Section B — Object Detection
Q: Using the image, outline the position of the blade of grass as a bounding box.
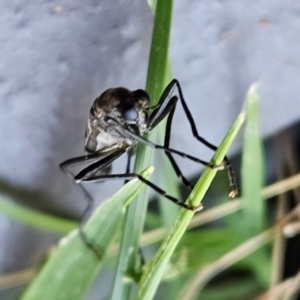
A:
[0,269,36,291]
[178,228,274,300]
[110,0,173,298]
[0,196,76,234]
[2,167,299,255]
[20,167,153,300]
[110,171,300,251]
[178,203,300,300]
[134,109,245,300]
[241,85,270,285]
[242,84,265,235]
[157,130,180,227]
[156,63,181,299]
[156,63,180,229]
[147,0,157,12]
[3,164,300,239]
[162,229,240,280]
[176,85,266,300]
[3,169,300,248]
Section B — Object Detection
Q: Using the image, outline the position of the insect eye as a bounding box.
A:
[124,107,138,121]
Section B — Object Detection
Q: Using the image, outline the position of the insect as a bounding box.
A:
[60,79,237,224]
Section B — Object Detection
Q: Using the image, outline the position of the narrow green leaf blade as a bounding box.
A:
[134,111,245,300]
[21,167,153,300]
[0,196,76,234]
[110,0,173,298]
[241,86,270,286]
[242,85,265,235]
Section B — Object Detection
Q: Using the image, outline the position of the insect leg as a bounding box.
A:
[60,151,117,222]
[169,79,238,198]
[60,160,101,258]
[124,152,132,185]
[77,172,203,212]
[163,101,195,191]
[106,117,220,169]
[147,91,198,191]
[60,149,126,259]
[60,148,118,169]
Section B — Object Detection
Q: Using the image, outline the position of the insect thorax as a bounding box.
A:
[85,87,149,153]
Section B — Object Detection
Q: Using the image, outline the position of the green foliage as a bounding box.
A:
[242,85,266,236]
[134,109,245,300]
[110,0,174,299]
[0,196,76,234]
[20,167,153,300]
[1,1,274,300]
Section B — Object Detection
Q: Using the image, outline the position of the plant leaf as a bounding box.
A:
[134,110,245,300]
[110,0,173,298]
[21,167,153,300]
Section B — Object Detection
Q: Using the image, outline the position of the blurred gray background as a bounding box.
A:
[1,0,300,298]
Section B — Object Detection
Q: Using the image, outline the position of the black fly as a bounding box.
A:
[60,79,238,245]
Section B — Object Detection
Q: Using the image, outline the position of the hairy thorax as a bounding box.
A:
[85,87,148,153]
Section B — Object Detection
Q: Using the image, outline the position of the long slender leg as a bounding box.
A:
[163,103,195,191]
[171,79,238,197]
[125,153,131,174]
[60,148,119,168]
[74,150,125,180]
[60,164,103,259]
[76,172,203,212]
[60,149,127,259]
[124,152,132,185]
[147,93,196,191]
[105,117,221,170]
[148,79,238,198]
[117,151,147,267]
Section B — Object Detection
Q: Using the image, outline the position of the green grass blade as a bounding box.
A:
[20,167,153,300]
[0,196,76,234]
[241,85,270,285]
[242,84,265,235]
[147,0,157,12]
[178,228,273,300]
[175,86,267,300]
[157,63,180,229]
[110,0,173,298]
[134,111,245,300]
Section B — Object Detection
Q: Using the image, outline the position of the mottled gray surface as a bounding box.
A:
[0,0,300,298]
